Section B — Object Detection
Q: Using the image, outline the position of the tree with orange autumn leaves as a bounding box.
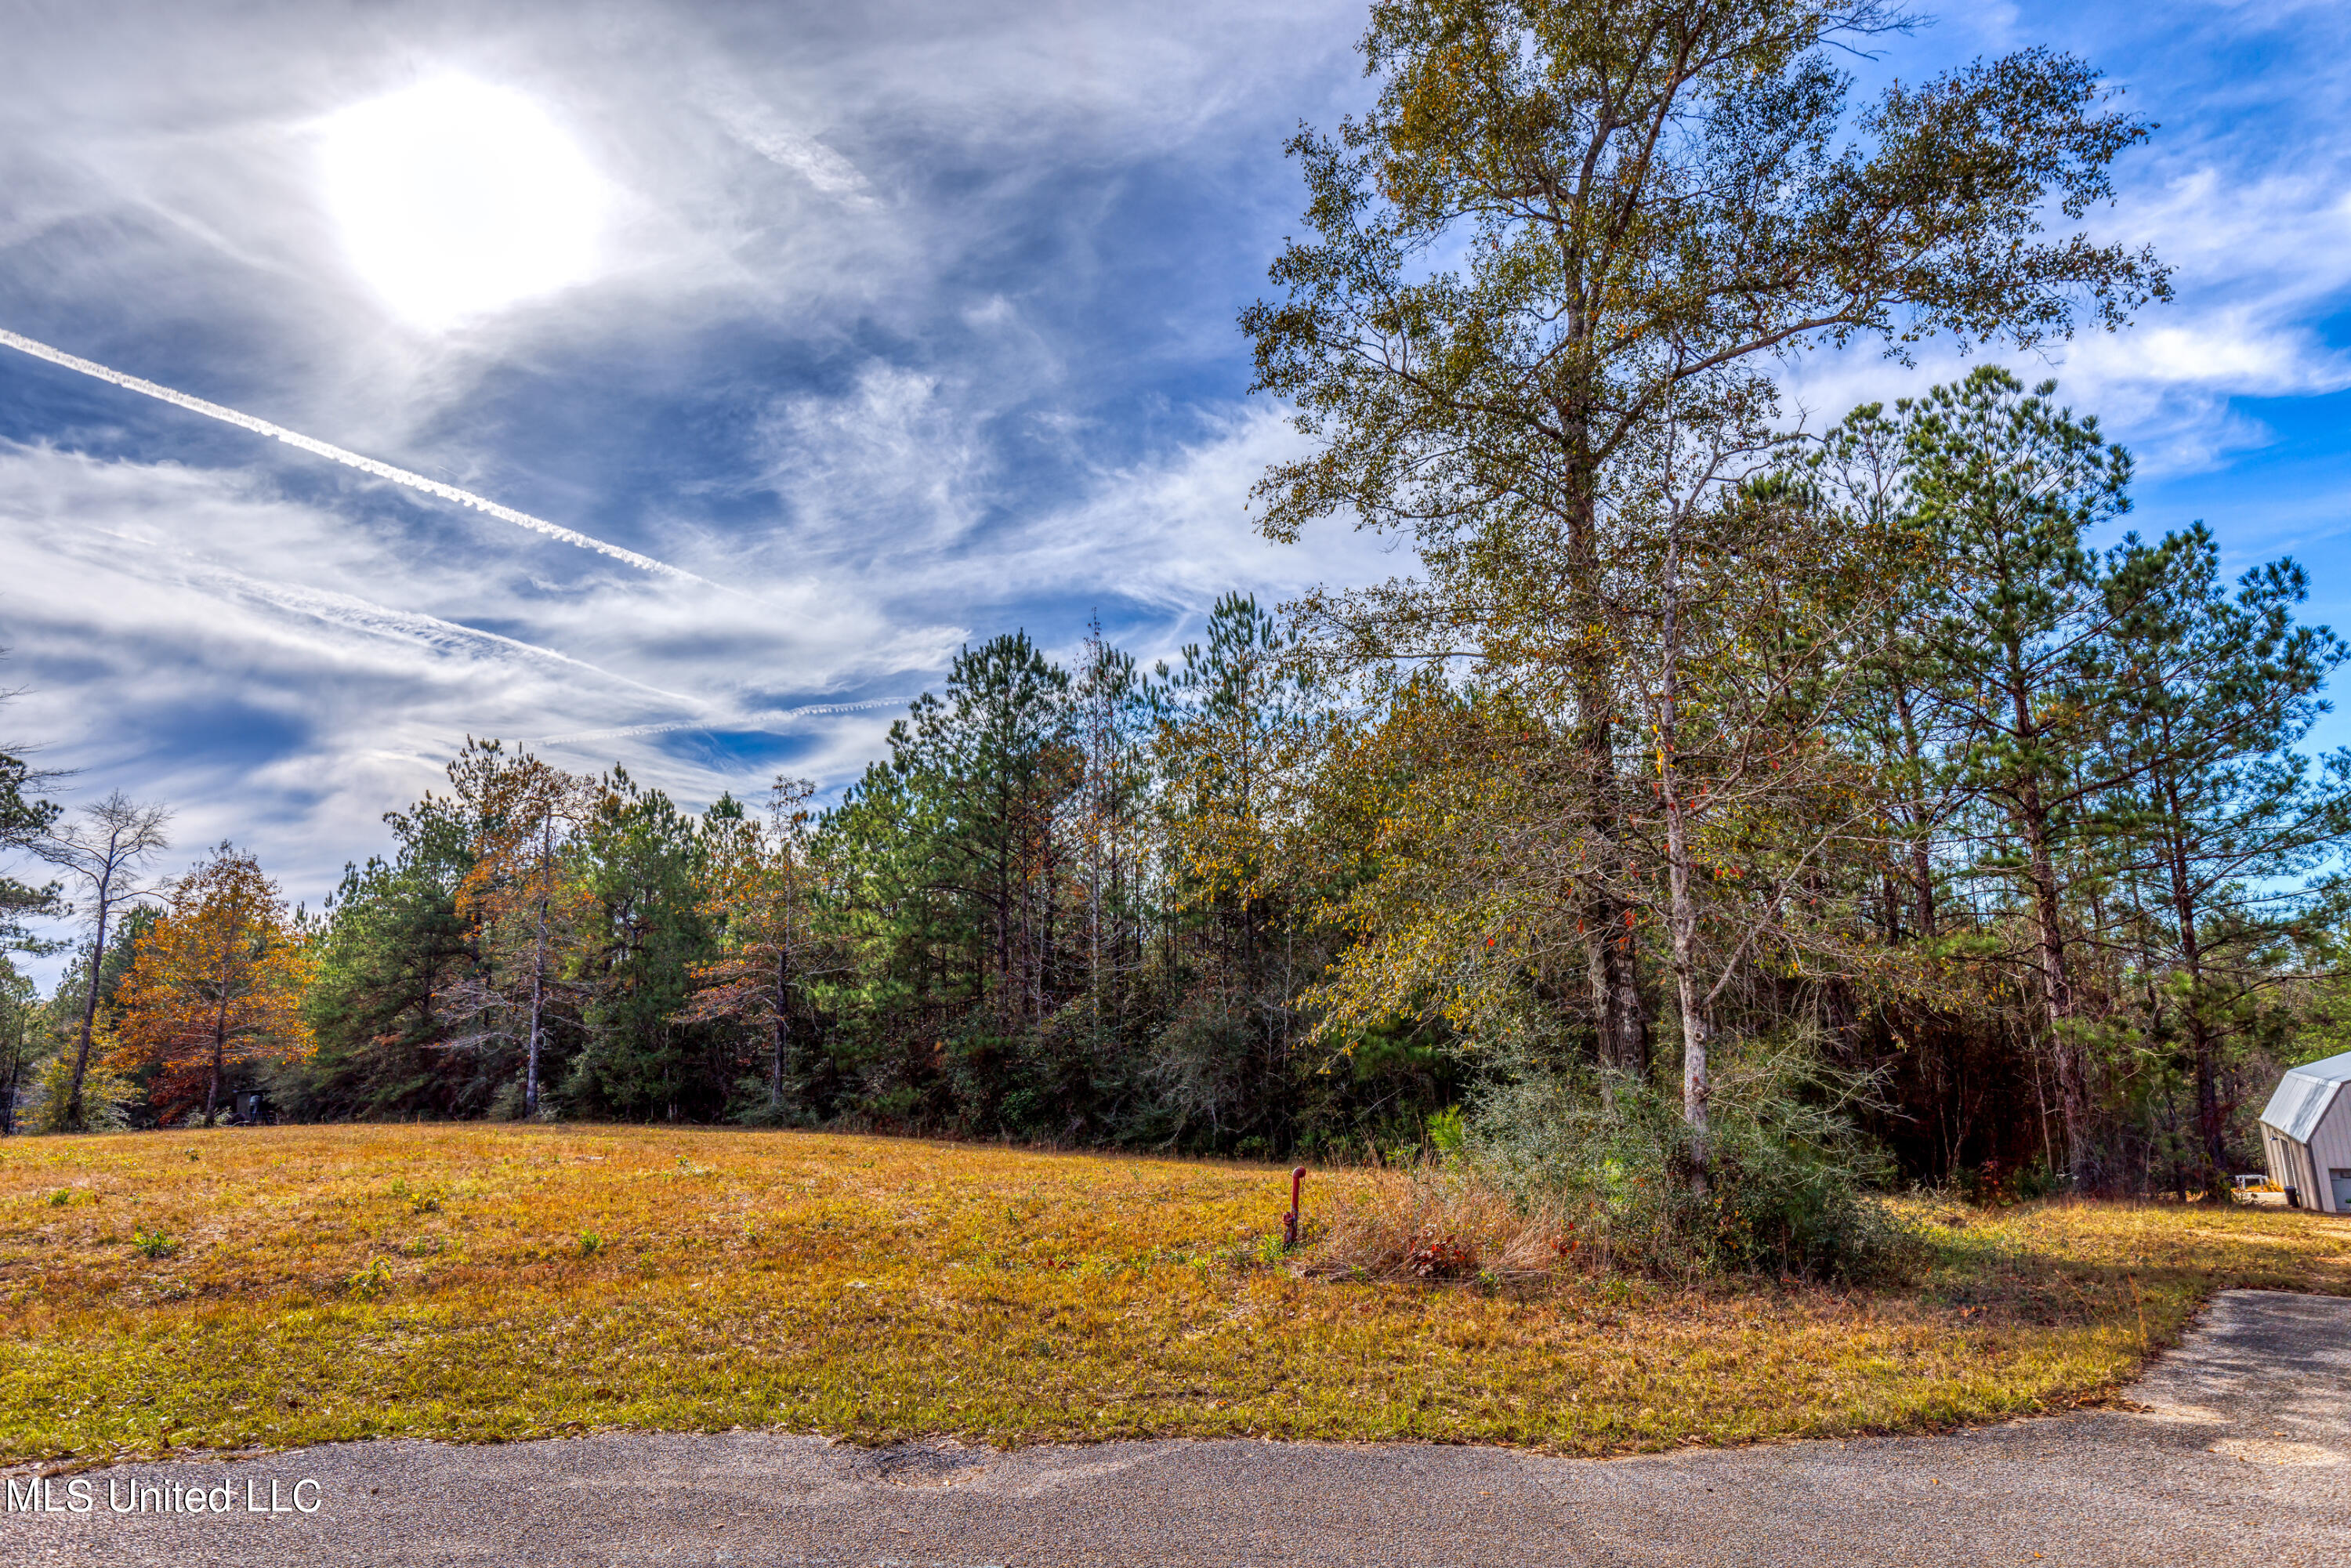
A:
[113,845,313,1124]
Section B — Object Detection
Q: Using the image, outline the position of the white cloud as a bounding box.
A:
[696,79,875,205]
[999,405,1397,618]
[759,363,995,559]
[0,447,848,909]
[0,392,1385,946]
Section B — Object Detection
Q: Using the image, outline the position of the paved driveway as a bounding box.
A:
[5,1288,2347,1566]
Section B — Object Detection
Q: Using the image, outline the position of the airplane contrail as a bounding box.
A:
[538,697,902,748]
[0,325,714,586]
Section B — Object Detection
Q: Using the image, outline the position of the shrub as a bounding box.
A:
[1956,1157,2060,1208]
[1462,1041,1926,1285]
[19,1054,138,1133]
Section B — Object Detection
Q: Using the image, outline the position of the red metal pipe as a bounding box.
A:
[1284,1165,1306,1249]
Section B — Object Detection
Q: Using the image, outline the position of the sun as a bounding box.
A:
[319,77,610,329]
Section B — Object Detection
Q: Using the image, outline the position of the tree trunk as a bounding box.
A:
[525,890,548,1118]
[1661,748,1708,1193]
[1657,534,1708,1197]
[770,947,790,1115]
[994,824,1012,1030]
[205,1029,224,1128]
[1910,834,1937,943]
[2163,821,2226,1199]
[67,878,114,1130]
[1561,480,1655,1086]
[2002,647,2094,1190]
[1588,893,1646,1077]
[2017,789,2092,1190]
[1893,684,1937,943]
[2,1018,22,1135]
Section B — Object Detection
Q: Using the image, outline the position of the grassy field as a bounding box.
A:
[2,1124,2347,1465]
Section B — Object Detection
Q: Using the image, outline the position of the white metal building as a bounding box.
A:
[2258,1048,2351,1212]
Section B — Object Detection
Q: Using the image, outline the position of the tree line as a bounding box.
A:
[4,2,2346,1211]
[0,601,1451,1158]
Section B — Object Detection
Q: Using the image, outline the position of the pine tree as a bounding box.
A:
[302,803,479,1118]
[567,769,717,1120]
[1150,594,1331,1148]
[2096,528,2351,1194]
[1899,369,2141,1189]
[442,741,590,1118]
[679,780,832,1122]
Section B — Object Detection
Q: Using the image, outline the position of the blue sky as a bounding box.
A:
[2,0,2348,962]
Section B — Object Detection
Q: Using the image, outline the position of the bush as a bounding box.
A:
[17,1053,138,1133]
[1465,1043,1926,1284]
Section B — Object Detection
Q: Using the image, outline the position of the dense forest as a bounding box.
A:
[6,2,2349,1244]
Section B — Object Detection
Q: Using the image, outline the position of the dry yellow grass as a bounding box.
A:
[2,1123,2346,1465]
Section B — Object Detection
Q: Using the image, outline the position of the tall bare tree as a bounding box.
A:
[42,791,171,1129]
[1608,394,1910,1186]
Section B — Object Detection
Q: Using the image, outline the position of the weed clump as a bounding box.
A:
[387,1177,443,1214]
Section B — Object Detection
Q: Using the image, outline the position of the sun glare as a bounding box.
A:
[320,77,609,329]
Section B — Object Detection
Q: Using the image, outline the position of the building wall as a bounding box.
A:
[2313,1087,2351,1215]
[2262,1125,2308,1200]
[2264,1127,2290,1191]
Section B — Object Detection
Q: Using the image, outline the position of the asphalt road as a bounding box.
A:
[5,1287,2346,1566]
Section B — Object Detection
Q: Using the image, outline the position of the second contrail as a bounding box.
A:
[0,326,712,586]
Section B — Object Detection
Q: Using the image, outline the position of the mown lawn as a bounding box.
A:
[2,1124,2346,1463]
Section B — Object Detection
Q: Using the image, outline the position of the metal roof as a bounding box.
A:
[2259,1049,2351,1144]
